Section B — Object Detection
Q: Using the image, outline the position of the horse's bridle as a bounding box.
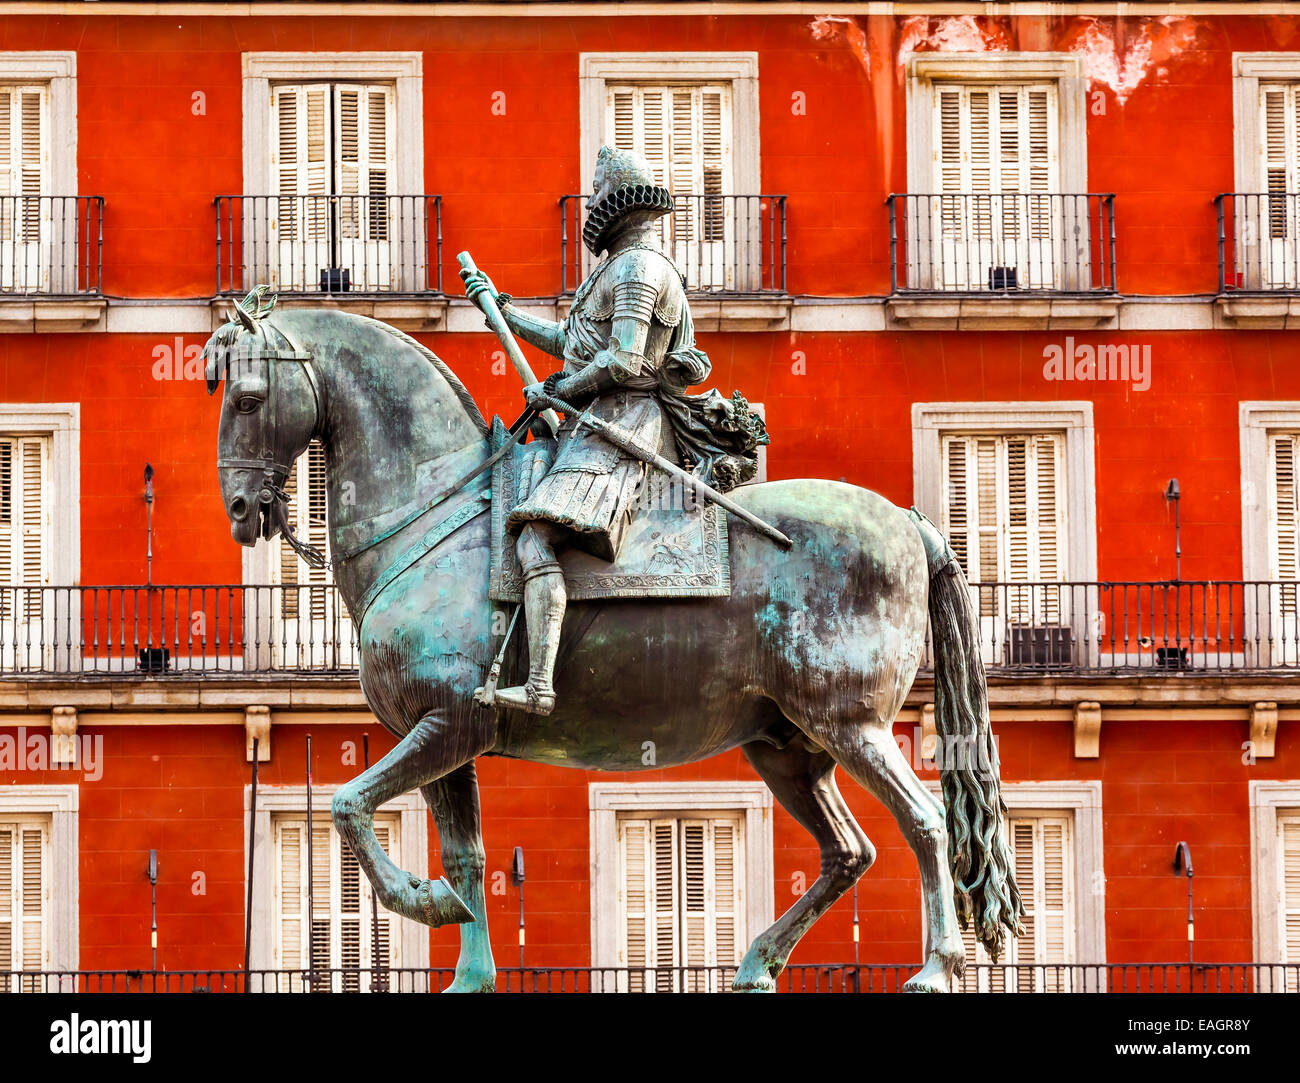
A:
[216,319,327,567]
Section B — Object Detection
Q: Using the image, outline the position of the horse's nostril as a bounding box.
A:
[229,496,248,521]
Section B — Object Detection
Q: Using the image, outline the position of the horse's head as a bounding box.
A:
[204,287,323,547]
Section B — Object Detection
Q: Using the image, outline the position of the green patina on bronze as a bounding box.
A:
[203,152,1022,994]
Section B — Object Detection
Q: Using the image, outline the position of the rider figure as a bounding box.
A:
[464,145,765,716]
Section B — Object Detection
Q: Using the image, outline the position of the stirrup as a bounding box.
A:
[493,681,556,716]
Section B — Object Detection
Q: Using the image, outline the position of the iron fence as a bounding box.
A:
[0,195,104,295]
[888,192,1117,294]
[2,963,1295,993]
[4,580,1300,679]
[560,193,787,295]
[1214,191,1300,292]
[214,194,443,295]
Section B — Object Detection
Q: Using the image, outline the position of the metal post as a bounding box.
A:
[144,464,154,586]
[363,734,387,991]
[305,733,315,990]
[146,850,158,971]
[243,736,259,991]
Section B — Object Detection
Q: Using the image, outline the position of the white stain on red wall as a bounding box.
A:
[1063,17,1204,105]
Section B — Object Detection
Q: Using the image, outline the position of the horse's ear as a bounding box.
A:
[234,303,257,333]
[255,289,277,319]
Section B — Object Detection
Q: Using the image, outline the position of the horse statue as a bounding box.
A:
[204,289,1023,993]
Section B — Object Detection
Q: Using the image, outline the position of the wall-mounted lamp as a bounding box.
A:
[146,849,159,971]
[512,846,526,968]
[1164,478,1181,581]
[1173,841,1194,964]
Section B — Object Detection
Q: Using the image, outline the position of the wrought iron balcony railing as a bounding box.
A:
[0,195,104,296]
[919,579,1300,674]
[1214,191,1300,292]
[560,193,787,295]
[2,962,1296,994]
[214,194,443,296]
[3,580,1300,679]
[888,192,1117,295]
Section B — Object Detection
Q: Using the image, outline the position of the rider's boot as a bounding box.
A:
[493,526,565,715]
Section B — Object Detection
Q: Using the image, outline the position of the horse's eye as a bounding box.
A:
[236,395,262,414]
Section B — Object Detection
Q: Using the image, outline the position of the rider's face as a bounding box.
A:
[587,160,609,211]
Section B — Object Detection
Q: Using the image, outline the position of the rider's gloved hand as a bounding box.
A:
[459,268,510,309]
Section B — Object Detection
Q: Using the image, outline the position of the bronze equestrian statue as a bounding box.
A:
[204,147,1022,993]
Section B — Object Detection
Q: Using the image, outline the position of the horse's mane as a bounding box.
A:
[354,315,489,437]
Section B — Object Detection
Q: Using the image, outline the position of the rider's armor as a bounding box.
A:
[481,145,765,717]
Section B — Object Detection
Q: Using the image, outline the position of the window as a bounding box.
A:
[956,813,1074,992]
[1276,811,1300,989]
[0,815,49,989]
[1268,433,1300,645]
[589,781,772,992]
[915,403,1095,666]
[240,53,424,295]
[903,54,1090,294]
[929,780,1103,991]
[0,786,76,986]
[245,787,428,986]
[0,85,46,291]
[580,54,761,292]
[1250,782,1300,990]
[272,812,398,992]
[270,82,395,291]
[617,812,744,992]
[270,441,355,669]
[606,83,734,286]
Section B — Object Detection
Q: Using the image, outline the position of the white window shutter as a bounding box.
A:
[1261,84,1297,239]
[271,83,330,247]
[334,83,394,241]
[1280,814,1300,982]
[0,820,49,982]
[274,820,304,977]
[0,436,50,634]
[310,819,331,981]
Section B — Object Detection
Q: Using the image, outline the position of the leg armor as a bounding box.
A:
[493,522,567,716]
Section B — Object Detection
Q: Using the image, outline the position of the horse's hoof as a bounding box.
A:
[903,956,955,993]
[412,876,475,927]
[731,954,779,993]
[444,967,497,993]
[731,976,777,993]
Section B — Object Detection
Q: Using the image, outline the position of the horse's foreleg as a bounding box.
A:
[421,763,496,993]
[828,727,963,993]
[332,710,493,929]
[733,738,874,993]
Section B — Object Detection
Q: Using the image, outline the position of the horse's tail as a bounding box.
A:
[909,508,1025,962]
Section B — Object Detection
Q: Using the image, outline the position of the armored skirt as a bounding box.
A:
[507,387,667,562]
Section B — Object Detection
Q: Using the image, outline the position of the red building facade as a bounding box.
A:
[1,2,1299,990]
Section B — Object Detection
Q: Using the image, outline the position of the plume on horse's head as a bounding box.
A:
[204,285,278,394]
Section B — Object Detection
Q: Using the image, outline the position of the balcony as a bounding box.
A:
[0,195,105,331]
[886,192,1118,329]
[1214,192,1300,326]
[559,193,789,331]
[213,194,445,330]
[3,581,1300,683]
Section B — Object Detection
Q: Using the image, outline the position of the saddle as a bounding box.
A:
[485,416,731,602]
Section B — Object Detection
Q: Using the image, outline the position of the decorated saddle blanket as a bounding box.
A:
[486,416,731,602]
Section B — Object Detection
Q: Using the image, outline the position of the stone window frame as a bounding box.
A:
[577,52,761,198]
[911,401,1098,583]
[1250,780,1300,966]
[904,52,1088,197]
[241,52,424,199]
[1231,54,1300,193]
[0,403,80,585]
[588,780,773,971]
[0,52,77,198]
[0,784,79,975]
[1239,402,1300,581]
[924,779,1106,963]
[242,785,430,973]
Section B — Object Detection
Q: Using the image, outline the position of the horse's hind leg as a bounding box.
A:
[332,709,491,930]
[822,725,963,993]
[733,738,875,993]
[421,762,496,993]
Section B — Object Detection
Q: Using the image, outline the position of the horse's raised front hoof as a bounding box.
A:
[902,953,958,993]
[401,875,475,928]
[731,952,779,993]
[444,967,497,994]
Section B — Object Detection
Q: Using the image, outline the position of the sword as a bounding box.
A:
[538,392,793,550]
[457,251,561,437]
